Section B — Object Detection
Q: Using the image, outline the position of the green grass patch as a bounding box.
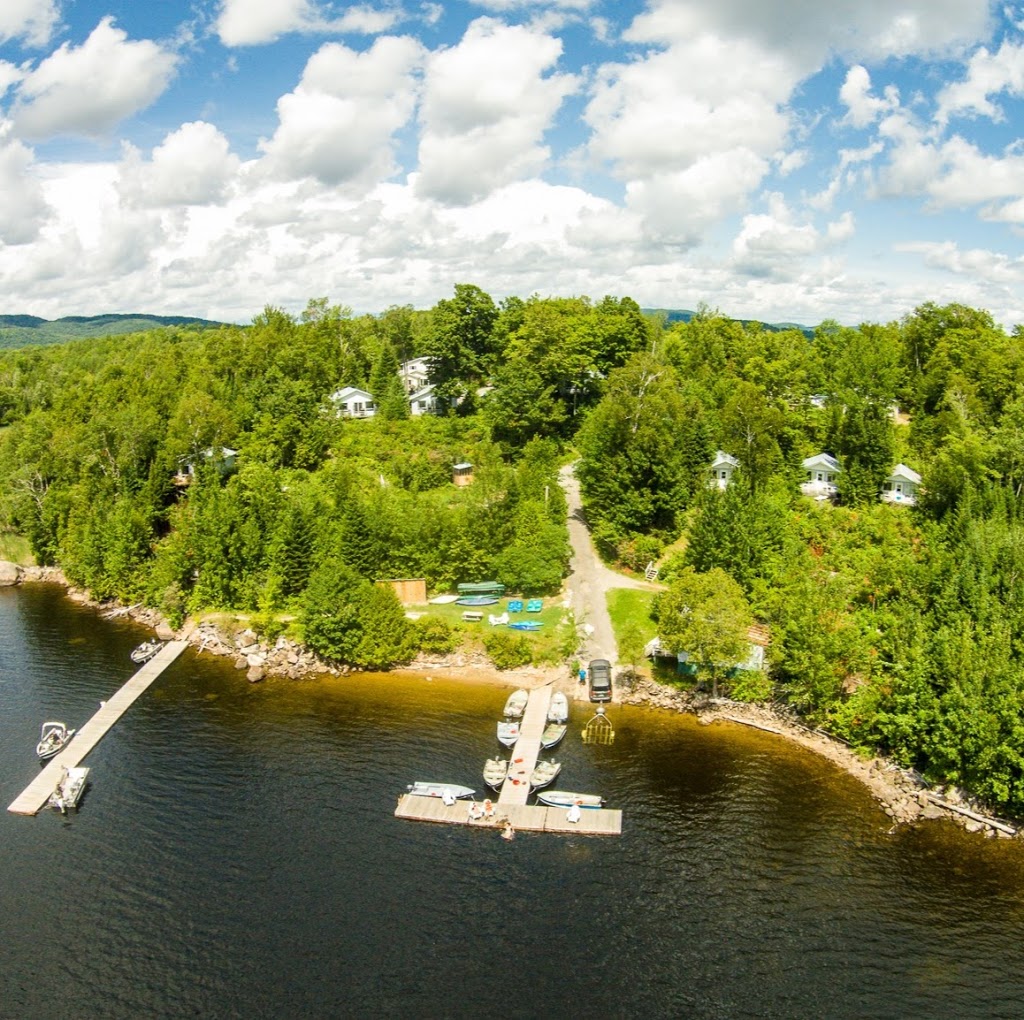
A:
[606,588,658,671]
[0,532,34,565]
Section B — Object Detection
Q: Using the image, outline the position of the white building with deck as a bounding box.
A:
[800,453,841,501]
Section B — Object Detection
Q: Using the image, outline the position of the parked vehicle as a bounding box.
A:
[588,659,612,702]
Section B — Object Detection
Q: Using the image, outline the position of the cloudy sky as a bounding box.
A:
[0,1,1022,327]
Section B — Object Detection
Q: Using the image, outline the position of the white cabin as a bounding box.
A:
[409,384,442,416]
[800,453,841,500]
[330,386,376,419]
[709,451,739,490]
[880,463,921,505]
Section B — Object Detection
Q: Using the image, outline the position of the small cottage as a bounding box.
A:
[709,451,739,490]
[880,463,921,505]
[409,384,442,416]
[453,462,474,487]
[177,446,239,484]
[330,386,375,419]
[800,453,841,500]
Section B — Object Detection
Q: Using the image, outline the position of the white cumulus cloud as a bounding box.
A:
[416,19,578,204]
[935,40,1024,126]
[839,65,900,128]
[119,122,241,208]
[0,0,60,48]
[10,18,178,140]
[258,36,423,187]
[0,130,49,244]
[216,0,318,46]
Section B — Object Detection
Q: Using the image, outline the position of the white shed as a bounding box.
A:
[709,450,740,490]
[881,463,921,505]
[800,453,841,500]
[330,386,375,419]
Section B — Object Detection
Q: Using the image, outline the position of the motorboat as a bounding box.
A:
[548,692,569,724]
[48,766,89,813]
[529,760,561,790]
[406,782,475,801]
[503,688,529,718]
[483,758,508,790]
[497,720,520,747]
[540,721,567,750]
[537,791,605,809]
[130,640,164,664]
[36,721,75,760]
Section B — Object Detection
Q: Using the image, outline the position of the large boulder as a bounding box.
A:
[0,561,22,586]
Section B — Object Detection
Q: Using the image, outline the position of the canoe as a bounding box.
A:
[483,758,508,789]
[497,721,520,747]
[540,722,566,750]
[406,782,475,800]
[537,791,605,809]
[548,692,569,724]
[503,688,529,718]
[529,760,561,790]
[457,595,499,606]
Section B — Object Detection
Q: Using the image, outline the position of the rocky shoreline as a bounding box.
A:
[4,562,1018,838]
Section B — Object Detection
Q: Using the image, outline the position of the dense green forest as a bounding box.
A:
[0,313,226,349]
[2,288,1024,812]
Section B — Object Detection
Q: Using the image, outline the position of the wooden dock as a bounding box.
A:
[396,685,623,836]
[395,794,622,836]
[8,640,189,816]
[498,686,551,805]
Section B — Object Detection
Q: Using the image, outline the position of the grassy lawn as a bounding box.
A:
[0,533,34,565]
[606,588,658,671]
[411,595,574,666]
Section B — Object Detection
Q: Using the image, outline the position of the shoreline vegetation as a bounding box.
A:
[5,564,1017,841]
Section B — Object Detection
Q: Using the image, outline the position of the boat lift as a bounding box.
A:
[582,705,615,745]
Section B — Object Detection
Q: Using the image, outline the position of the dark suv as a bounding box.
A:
[588,658,612,702]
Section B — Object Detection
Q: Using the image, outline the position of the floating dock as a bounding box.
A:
[396,686,623,836]
[8,640,189,816]
[395,794,622,835]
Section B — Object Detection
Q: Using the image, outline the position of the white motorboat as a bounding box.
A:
[36,721,75,760]
[540,721,567,750]
[503,688,529,718]
[483,758,508,789]
[537,791,604,809]
[529,760,561,790]
[48,766,89,813]
[130,640,164,664]
[497,720,520,748]
[548,691,569,724]
[406,782,475,801]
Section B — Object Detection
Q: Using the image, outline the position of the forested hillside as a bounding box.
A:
[0,313,225,349]
[2,290,1024,811]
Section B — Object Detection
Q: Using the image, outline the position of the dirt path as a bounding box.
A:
[559,463,660,673]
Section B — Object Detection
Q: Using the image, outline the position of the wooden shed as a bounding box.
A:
[380,578,427,605]
[453,462,474,486]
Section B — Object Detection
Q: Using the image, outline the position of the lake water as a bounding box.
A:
[3,584,1024,1019]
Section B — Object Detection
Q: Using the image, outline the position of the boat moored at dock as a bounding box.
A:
[36,721,75,760]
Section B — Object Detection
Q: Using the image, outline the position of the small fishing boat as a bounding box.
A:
[48,766,89,813]
[483,757,508,789]
[529,760,561,790]
[537,790,605,809]
[503,688,529,718]
[406,782,475,801]
[548,692,568,724]
[36,721,75,760]
[130,640,164,664]
[497,720,520,747]
[540,721,567,750]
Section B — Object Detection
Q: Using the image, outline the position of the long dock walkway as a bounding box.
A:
[498,686,551,806]
[8,640,189,816]
[395,684,623,835]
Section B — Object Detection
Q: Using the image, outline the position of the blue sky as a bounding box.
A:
[0,0,1021,327]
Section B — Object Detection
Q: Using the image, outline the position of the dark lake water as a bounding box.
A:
[4,585,1024,1019]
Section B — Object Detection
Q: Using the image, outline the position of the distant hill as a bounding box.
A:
[0,313,227,349]
[644,308,815,338]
